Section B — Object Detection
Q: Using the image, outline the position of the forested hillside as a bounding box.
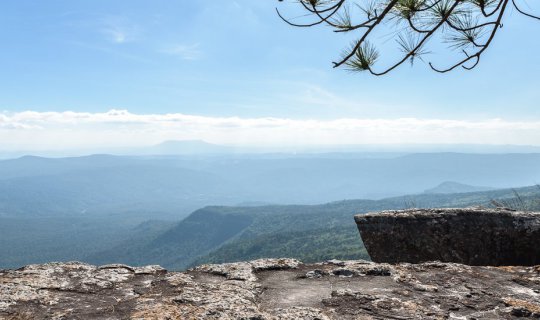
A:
[2,153,539,269]
[88,185,540,270]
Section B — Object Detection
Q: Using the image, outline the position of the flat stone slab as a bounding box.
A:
[2,259,540,319]
[355,208,540,266]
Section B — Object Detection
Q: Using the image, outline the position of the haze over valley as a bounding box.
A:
[1,143,539,269]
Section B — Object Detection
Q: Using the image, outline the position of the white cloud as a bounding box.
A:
[0,109,539,150]
[100,16,140,44]
[162,43,203,60]
[104,28,128,43]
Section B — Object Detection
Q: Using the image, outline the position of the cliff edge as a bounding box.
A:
[3,208,540,319]
[1,258,540,319]
[355,208,540,266]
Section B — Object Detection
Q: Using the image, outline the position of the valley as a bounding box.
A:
[1,152,539,270]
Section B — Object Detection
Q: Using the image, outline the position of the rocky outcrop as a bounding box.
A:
[2,259,540,319]
[355,208,540,266]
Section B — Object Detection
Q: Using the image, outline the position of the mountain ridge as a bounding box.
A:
[424,181,496,194]
[87,184,540,270]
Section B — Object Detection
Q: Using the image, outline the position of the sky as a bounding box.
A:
[0,0,539,150]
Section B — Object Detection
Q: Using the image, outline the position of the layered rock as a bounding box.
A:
[2,259,540,319]
[355,208,540,266]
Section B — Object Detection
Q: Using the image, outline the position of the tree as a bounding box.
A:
[277,0,539,75]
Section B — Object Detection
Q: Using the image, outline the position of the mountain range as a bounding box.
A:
[1,151,540,269]
[3,140,540,159]
[1,152,540,221]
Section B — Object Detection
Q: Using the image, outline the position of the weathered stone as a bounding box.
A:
[191,258,301,282]
[2,259,540,319]
[355,208,540,266]
[304,269,325,278]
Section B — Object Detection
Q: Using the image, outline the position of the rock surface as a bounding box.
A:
[355,208,540,266]
[2,258,540,319]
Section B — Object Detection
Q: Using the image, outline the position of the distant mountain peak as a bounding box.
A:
[147,140,231,155]
[424,181,496,194]
[156,140,218,147]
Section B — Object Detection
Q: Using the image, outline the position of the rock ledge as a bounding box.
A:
[2,259,540,319]
[355,207,540,266]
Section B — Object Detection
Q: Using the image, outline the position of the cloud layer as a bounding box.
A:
[0,109,539,150]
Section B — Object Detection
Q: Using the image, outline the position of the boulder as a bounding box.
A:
[355,208,540,266]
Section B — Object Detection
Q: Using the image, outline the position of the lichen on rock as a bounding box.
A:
[2,258,540,319]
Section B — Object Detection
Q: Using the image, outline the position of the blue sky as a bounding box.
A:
[0,0,539,149]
